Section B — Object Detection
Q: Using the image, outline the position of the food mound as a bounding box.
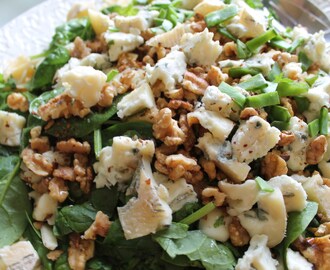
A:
[0,0,330,269]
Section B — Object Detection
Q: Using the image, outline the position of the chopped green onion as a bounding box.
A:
[158,8,167,19]
[167,6,179,25]
[262,82,278,93]
[305,75,318,87]
[267,63,281,82]
[179,202,216,225]
[162,19,173,31]
[255,177,274,192]
[246,91,280,108]
[308,119,320,137]
[133,0,148,5]
[218,27,237,41]
[237,39,251,59]
[269,105,291,122]
[276,81,309,97]
[319,107,329,136]
[246,29,277,52]
[269,37,291,50]
[154,17,165,26]
[238,74,268,91]
[298,51,312,72]
[102,4,139,16]
[271,121,289,130]
[205,5,238,27]
[294,96,310,113]
[106,69,119,82]
[108,27,119,32]
[218,82,246,108]
[171,0,183,8]
[287,37,304,53]
[228,67,260,78]
[94,129,102,159]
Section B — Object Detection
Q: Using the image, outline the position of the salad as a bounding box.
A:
[0,0,330,269]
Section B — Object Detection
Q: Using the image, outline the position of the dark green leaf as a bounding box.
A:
[0,158,32,247]
[154,223,188,239]
[91,187,119,217]
[54,252,71,270]
[86,258,112,270]
[0,91,11,111]
[54,203,97,236]
[298,51,312,72]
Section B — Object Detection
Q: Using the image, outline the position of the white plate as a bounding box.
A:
[0,0,94,71]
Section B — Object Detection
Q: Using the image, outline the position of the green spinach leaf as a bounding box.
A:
[31,47,70,90]
[0,158,32,247]
[54,202,97,236]
[102,121,153,146]
[91,187,119,217]
[86,258,112,270]
[46,95,122,138]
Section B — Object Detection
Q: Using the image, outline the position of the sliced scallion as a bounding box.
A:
[205,5,238,27]
[246,29,277,52]
[238,74,268,91]
[294,96,310,113]
[228,67,260,78]
[267,63,281,82]
[305,75,318,87]
[298,51,312,72]
[237,39,251,59]
[276,81,309,97]
[255,177,274,192]
[218,82,246,108]
[246,91,280,108]
[308,119,320,137]
[287,37,304,53]
[269,105,291,122]
[218,27,237,41]
[319,107,329,136]
[179,202,216,225]
[94,129,102,159]
[271,121,289,130]
[106,69,119,82]
[269,37,291,50]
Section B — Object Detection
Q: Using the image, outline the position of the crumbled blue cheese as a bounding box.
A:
[284,117,309,171]
[146,23,186,48]
[104,32,144,62]
[153,172,198,212]
[193,0,225,16]
[118,158,172,240]
[227,4,268,39]
[61,66,107,108]
[199,208,230,242]
[93,137,155,188]
[0,110,26,146]
[197,132,250,182]
[286,248,313,270]
[117,82,156,118]
[88,9,114,35]
[268,175,307,212]
[80,53,111,71]
[304,76,330,122]
[202,86,239,117]
[232,116,281,164]
[244,52,276,76]
[302,31,330,73]
[180,28,222,66]
[146,50,187,93]
[115,14,149,34]
[0,241,40,270]
[188,107,235,141]
[236,235,279,270]
[238,188,287,247]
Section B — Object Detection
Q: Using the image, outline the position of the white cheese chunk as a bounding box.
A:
[232,116,280,164]
[199,208,231,242]
[117,82,155,118]
[118,158,172,239]
[202,86,238,117]
[219,180,259,216]
[146,50,187,93]
[80,53,111,71]
[40,224,58,251]
[0,111,26,146]
[283,62,303,79]
[238,188,287,247]
[104,32,144,62]
[32,193,58,222]
[197,133,250,182]
[244,52,276,76]
[268,175,307,212]
[61,66,107,108]
[227,5,267,39]
[236,235,279,270]
[180,28,222,66]
[302,173,330,220]
[146,23,186,48]
[194,0,225,16]
[284,117,309,171]
[287,248,313,270]
[88,9,114,35]
[153,173,198,212]
[304,76,330,122]
[115,15,149,34]
[188,107,234,141]
[302,31,330,73]
[0,241,40,270]
[93,137,155,188]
